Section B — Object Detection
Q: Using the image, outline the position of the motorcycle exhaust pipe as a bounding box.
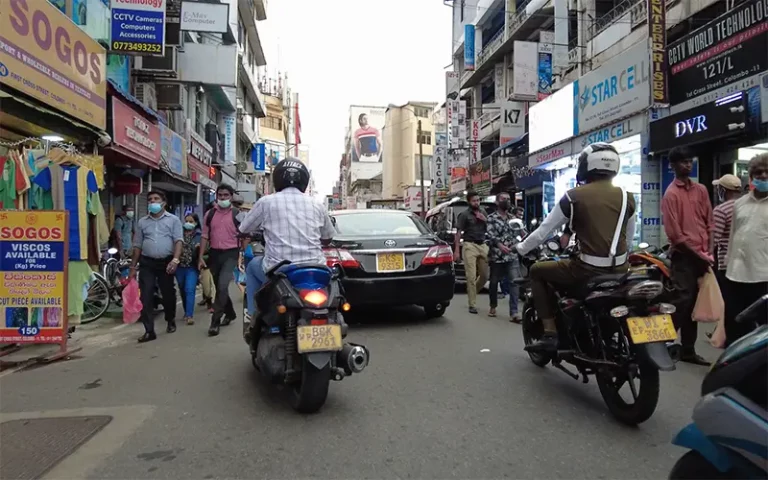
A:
[337,343,369,375]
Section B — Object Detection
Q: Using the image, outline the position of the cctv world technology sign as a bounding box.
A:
[111,0,167,55]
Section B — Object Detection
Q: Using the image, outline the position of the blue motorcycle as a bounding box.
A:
[669,294,768,479]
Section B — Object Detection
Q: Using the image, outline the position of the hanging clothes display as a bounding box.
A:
[0,150,31,209]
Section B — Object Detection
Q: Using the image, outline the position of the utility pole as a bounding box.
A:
[417,119,426,216]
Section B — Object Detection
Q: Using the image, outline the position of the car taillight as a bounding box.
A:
[323,248,360,268]
[300,289,328,306]
[422,245,453,265]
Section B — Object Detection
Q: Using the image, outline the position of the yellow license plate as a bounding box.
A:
[297,324,343,353]
[626,314,678,344]
[376,252,405,272]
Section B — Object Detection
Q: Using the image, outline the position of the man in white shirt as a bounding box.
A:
[724,153,768,345]
[238,159,335,318]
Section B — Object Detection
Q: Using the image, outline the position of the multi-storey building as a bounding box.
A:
[382,102,437,200]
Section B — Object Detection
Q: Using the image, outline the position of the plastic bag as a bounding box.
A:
[692,268,724,323]
[122,278,143,324]
[709,318,727,348]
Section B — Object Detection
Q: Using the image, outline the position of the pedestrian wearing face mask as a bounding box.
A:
[724,154,768,345]
[176,213,202,325]
[486,192,523,322]
[129,191,183,343]
[112,204,135,258]
[198,184,242,336]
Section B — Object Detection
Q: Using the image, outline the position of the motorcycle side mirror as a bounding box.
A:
[530,219,539,226]
[107,247,118,255]
[638,242,650,250]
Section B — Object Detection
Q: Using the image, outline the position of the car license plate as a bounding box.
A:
[297,324,343,353]
[626,314,677,344]
[376,252,405,272]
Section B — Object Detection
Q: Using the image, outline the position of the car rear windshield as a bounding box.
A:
[333,212,430,236]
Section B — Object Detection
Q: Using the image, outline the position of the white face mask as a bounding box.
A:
[125,211,135,219]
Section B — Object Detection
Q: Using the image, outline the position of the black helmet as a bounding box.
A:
[273,158,310,193]
[576,142,621,184]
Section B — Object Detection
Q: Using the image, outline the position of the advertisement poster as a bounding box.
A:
[648,0,668,105]
[573,41,650,135]
[350,106,385,162]
[160,125,186,176]
[0,211,68,344]
[538,31,554,100]
[458,101,467,149]
[111,0,167,55]
[0,0,107,129]
[222,114,236,164]
[464,25,476,71]
[640,152,662,246]
[512,41,539,101]
[106,54,131,92]
[469,157,491,193]
[666,0,767,106]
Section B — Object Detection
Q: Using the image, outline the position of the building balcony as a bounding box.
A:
[237,112,258,143]
[239,0,267,65]
[239,55,267,118]
[461,0,554,90]
[479,106,501,139]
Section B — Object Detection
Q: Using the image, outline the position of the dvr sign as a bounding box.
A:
[649,95,746,152]
[675,115,707,139]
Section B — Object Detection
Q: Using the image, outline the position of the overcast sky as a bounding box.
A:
[261,0,453,197]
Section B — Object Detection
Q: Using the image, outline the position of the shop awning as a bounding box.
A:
[491,133,528,157]
[0,88,107,141]
[108,80,167,125]
[152,170,197,194]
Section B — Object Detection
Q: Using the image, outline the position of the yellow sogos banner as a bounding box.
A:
[0,0,107,130]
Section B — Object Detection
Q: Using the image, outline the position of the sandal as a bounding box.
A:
[186,317,195,325]
[488,309,497,317]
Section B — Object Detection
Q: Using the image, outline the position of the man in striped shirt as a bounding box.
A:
[712,174,743,274]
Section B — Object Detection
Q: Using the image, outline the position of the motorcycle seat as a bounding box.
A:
[586,273,628,290]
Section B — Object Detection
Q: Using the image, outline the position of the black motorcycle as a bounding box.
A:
[243,240,369,414]
[518,241,676,425]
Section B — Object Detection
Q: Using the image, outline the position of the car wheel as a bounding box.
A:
[424,302,449,319]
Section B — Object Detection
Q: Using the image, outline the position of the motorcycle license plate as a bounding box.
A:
[626,314,677,344]
[376,253,405,272]
[297,324,343,353]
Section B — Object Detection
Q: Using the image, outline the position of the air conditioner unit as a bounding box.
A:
[133,47,178,77]
[133,82,157,111]
[156,83,184,110]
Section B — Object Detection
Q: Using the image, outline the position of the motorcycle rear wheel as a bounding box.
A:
[669,451,739,479]
[291,357,331,414]
[596,361,660,425]
[522,307,550,367]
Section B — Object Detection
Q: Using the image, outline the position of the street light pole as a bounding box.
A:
[417,119,426,216]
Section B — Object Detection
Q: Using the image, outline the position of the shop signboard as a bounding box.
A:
[111,0,167,55]
[648,0,669,105]
[464,25,476,71]
[160,125,186,176]
[641,152,662,246]
[500,101,526,144]
[180,1,229,33]
[529,83,574,152]
[432,146,449,193]
[573,41,651,135]
[222,114,236,164]
[573,114,645,150]
[0,0,107,129]
[649,95,748,152]
[252,143,266,173]
[469,156,492,193]
[512,41,539,101]
[538,31,554,100]
[187,125,214,188]
[762,73,768,123]
[112,97,161,167]
[666,0,768,106]
[404,186,424,213]
[470,120,481,164]
[0,211,68,345]
[528,141,572,168]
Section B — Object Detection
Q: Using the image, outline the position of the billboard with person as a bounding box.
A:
[350,106,385,163]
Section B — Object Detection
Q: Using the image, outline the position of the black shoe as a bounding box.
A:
[681,351,709,366]
[166,321,177,333]
[198,298,208,306]
[221,315,236,327]
[469,307,478,314]
[208,319,220,337]
[524,333,558,352]
[138,332,157,343]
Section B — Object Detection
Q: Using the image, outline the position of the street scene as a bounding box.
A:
[1,0,767,478]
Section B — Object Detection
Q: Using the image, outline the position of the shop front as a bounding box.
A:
[155,125,196,216]
[187,128,217,214]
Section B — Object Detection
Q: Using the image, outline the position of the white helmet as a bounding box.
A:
[576,142,620,184]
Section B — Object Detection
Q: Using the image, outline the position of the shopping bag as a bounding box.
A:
[709,318,727,349]
[692,268,724,324]
[122,278,143,324]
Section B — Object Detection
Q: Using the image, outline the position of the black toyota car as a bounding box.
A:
[325,209,455,318]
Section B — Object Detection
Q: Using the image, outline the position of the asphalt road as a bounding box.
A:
[0,288,720,480]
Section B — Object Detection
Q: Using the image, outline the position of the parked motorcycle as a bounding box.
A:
[669,294,767,479]
[243,234,369,413]
[517,240,676,425]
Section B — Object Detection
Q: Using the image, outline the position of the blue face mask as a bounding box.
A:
[753,178,768,192]
[148,203,163,214]
[183,222,196,230]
